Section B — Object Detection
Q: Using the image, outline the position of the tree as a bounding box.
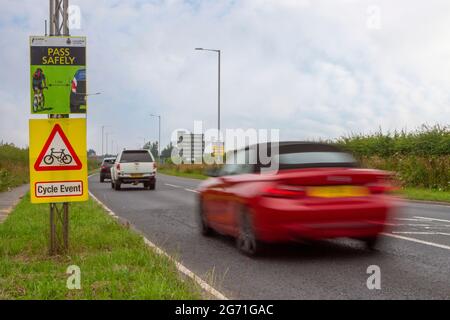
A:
[161,142,174,159]
[87,149,96,157]
[143,141,158,158]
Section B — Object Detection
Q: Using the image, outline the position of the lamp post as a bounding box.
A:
[195,48,221,140]
[101,124,110,157]
[150,114,161,162]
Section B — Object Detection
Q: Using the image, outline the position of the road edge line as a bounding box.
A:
[87,188,228,300]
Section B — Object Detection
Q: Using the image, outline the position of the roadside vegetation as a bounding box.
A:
[0,143,29,192]
[336,125,449,196]
[0,193,201,299]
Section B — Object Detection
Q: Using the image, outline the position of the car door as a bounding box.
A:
[208,150,255,235]
[203,163,238,233]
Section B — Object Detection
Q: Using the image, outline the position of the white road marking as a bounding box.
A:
[89,190,228,300]
[165,183,182,189]
[395,218,423,222]
[382,232,450,251]
[392,232,450,236]
[414,216,450,224]
[185,188,199,193]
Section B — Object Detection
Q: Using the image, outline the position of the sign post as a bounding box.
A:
[28,0,88,255]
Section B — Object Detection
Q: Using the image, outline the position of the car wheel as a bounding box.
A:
[361,236,379,251]
[198,197,213,236]
[236,207,260,256]
[100,176,104,183]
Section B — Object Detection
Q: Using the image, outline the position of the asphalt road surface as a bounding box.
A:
[89,174,450,299]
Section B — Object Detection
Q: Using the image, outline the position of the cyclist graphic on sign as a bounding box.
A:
[43,148,73,165]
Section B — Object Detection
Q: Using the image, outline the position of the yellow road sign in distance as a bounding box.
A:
[29,118,88,203]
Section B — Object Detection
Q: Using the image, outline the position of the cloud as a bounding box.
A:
[0,0,449,152]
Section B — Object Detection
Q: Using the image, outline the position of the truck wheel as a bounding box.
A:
[111,181,114,189]
[149,182,156,190]
[114,181,121,191]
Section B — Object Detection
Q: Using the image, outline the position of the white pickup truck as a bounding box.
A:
[110,149,157,190]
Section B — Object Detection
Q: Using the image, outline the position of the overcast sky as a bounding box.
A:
[1,0,449,152]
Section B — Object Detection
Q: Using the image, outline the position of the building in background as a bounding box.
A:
[177,131,205,164]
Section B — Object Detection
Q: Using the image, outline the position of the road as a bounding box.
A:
[89,174,450,299]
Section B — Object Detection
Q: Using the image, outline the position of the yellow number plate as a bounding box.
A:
[131,173,143,178]
[307,186,369,198]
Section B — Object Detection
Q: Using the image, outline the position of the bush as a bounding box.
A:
[335,125,450,191]
[0,143,29,192]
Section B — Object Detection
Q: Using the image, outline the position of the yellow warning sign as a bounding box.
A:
[29,118,88,203]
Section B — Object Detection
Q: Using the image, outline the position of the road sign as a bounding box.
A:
[29,118,88,203]
[30,36,87,115]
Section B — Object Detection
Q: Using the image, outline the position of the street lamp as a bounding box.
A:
[195,48,221,140]
[105,132,114,156]
[101,125,111,157]
[150,114,161,162]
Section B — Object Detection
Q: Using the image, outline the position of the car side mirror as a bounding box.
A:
[205,167,220,177]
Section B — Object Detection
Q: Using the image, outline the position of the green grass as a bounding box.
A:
[0,194,201,300]
[158,168,208,180]
[0,143,29,192]
[401,187,450,203]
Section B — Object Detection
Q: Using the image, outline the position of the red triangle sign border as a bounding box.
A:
[34,123,83,171]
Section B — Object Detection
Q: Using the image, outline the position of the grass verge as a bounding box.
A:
[158,168,208,180]
[401,187,450,204]
[0,193,201,299]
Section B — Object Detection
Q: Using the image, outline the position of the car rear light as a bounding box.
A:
[367,184,397,194]
[71,78,77,93]
[263,184,306,198]
[116,163,120,170]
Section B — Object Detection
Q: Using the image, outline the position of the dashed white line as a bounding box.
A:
[392,232,450,236]
[414,216,450,224]
[382,232,450,251]
[185,188,199,193]
[165,183,182,188]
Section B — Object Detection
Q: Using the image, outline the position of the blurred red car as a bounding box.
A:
[197,142,397,256]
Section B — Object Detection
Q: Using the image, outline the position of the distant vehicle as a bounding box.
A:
[70,68,86,113]
[100,157,116,182]
[197,142,397,256]
[111,149,157,190]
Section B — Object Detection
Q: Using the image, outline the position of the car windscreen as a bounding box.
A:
[120,151,153,163]
[278,152,357,168]
[102,159,115,165]
[255,143,359,170]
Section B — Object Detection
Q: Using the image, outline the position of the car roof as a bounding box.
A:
[235,141,342,153]
[121,149,149,152]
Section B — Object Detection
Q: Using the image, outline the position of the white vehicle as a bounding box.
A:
[111,149,157,190]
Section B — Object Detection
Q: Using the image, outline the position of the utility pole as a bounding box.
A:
[49,0,70,256]
[101,125,104,157]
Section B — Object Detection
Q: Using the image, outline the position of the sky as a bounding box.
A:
[1,0,450,153]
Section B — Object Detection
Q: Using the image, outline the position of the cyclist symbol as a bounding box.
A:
[43,148,73,165]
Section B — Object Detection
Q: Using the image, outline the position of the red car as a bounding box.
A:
[197,142,397,256]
